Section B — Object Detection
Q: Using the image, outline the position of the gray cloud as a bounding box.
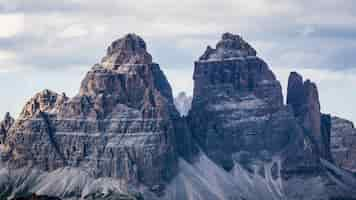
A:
[1,0,356,71]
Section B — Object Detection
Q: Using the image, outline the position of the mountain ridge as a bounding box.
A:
[0,33,355,200]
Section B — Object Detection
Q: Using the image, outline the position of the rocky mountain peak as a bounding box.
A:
[4,33,181,190]
[80,33,175,115]
[101,33,153,69]
[287,72,321,118]
[19,89,67,118]
[199,32,257,60]
[287,72,304,116]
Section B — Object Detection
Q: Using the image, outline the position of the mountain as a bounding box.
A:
[0,33,355,200]
[0,33,184,198]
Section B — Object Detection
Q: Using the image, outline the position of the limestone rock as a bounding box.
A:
[287,72,332,160]
[331,116,356,172]
[199,32,257,60]
[287,72,304,116]
[0,112,14,144]
[101,33,152,69]
[3,34,181,188]
[189,33,291,170]
[187,33,355,199]
[19,90,68,119]
[321,114,332,161]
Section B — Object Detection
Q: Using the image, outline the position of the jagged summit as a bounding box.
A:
[19,89,67,119]
[101,33,153,69]
[199,32,257,61]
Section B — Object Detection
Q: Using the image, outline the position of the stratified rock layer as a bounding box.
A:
[331,116,356,172]
[3,34,181,188]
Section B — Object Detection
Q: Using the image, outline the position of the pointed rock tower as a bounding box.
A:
[287,72,332,161]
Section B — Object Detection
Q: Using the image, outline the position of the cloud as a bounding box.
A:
[57,24,88,39]
[0,50,16,61]
[1,1,355,71]
[0,13,24,38]
[12,0,356,70]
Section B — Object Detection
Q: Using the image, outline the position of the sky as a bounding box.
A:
[0,0,355,123]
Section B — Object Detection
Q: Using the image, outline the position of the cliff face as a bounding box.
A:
[189,33,302,171]
[2,34,181,189]
[0,33,355,200]
[287,72,332,161]
[186,33,355,199]
[331,117,356,172]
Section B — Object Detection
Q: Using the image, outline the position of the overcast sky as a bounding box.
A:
[0,0,355,123]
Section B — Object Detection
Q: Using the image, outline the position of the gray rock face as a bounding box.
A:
[189,33,301,171]
[286,72,304,116]
[2,34,181,188]
[199,32,257,60]
[173,92,192,116]
[187,33,355,199]
[331,116,356,172]
[287,72,332,161]
[101,33,153,69]
[0,112,14,144]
